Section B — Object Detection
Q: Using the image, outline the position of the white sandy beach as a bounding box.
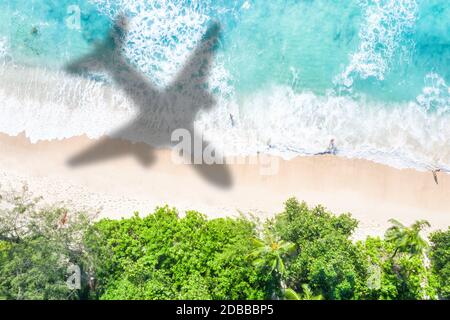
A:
[0,132,449,240]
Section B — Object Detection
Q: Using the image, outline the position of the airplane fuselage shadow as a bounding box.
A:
[65,16,232,188]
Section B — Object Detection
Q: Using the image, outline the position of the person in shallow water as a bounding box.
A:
[229,113,235,127]
[31,26,39,36]
[316,139,337,155]
[327,139,337,155]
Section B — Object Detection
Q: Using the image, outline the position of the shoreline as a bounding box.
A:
[1,63,450,175]
[1,132,449,240]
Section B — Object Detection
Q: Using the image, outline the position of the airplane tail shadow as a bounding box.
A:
[64,15,232,188]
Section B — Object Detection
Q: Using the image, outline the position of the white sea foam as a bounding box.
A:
[89,0,231,91]
[1,63,449,172]
[336,0,418,87]
[88,0,235,121]
[198,83,450,172]
[416,73,450,115]
[0,65,135,141]
[0,36,9,61]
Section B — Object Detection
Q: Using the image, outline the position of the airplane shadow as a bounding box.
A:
[64,15,232,188]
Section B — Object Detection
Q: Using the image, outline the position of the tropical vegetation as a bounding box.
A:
[0,187,448,300]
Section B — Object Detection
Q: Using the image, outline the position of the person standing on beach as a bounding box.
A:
[432,168,441,184]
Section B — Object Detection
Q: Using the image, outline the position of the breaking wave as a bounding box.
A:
[0,0,449,171]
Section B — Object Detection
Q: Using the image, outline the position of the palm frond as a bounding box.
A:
[284,288,301,300]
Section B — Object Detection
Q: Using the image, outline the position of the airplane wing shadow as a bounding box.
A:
[64,15,232,188]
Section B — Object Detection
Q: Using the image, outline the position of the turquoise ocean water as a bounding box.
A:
[0,0,449,170]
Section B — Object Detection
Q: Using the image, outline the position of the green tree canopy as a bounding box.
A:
[86,207,274,300]
[429,228,450,299]
[273,198,366,300]
[0,186,96,300]
[1,187,447,301]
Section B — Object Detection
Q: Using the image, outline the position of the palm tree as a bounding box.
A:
[249,231,296,299]
[250,233,295,278]
[385,219,430,258]
[385,219,432,299]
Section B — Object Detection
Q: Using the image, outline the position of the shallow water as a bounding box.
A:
[0,0,449,171]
